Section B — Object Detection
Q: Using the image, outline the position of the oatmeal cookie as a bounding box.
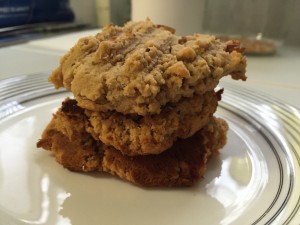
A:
[37,98,228,187]
[86,89,222,156]
[49,19,246,115]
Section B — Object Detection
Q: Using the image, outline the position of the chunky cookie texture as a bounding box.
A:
[38,19,247,187]
[49,19,246,115]
[85,89,222,156]
[37,98,228,187]
[36,98,102,172]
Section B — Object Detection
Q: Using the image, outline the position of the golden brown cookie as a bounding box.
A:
[101,117,228,187]
[37,98,228,187]
[36,98,102,172]
[86,89,222,156]
[49,19,246,115]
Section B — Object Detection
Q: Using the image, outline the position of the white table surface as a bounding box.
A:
[0,30,299,109]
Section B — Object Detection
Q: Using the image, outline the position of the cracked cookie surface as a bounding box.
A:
[49,19,246,115]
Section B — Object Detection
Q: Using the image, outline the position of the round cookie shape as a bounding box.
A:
[49,19,246,115]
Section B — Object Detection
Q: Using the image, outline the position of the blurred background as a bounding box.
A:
[0,0,299,46]
[0,0,299,109]
[78,0,300,47]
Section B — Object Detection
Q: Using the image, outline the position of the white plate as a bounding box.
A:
[0,73,299,225]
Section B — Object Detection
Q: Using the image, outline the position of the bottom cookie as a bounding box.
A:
[37,99,228,187]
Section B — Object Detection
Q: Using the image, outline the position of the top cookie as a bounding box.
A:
[49,19,246,115]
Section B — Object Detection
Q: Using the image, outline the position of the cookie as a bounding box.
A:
[36,98,102,172]
[37,98,228,187]
[86,89,222,156]
[49,19,246,115]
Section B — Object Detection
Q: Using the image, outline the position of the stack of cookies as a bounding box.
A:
[37,19,247,187]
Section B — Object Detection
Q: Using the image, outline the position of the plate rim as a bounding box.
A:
[0,72,299,224]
